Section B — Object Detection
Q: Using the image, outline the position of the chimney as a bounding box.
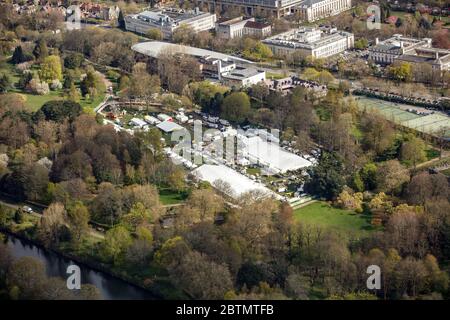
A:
[375,37,379,45]
[400,41,403,48]
[435,51,439,60]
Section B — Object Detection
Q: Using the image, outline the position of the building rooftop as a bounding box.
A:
[192,164,276,199]
[244,20,271,29]
[132,41,253,64]
[263,27,352,50]
[156,120,184,133]
[217,16,248,25]
[370,34,431,52]
[222,66,265,80]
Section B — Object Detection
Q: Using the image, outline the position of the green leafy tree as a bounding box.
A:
[100,226,132,265]
[67,202,90,245]
[39,55,63,83]
[304,152,346,200]
[400,135,427,168]
[221,92,251,123]
[147,28,163,40]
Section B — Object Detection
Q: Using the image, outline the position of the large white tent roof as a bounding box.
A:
[192,164,276,199]
[132,41,253,64]
[156,120,184,133]
[242,136,312,173]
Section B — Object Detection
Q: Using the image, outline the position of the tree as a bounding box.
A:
[100,226,132,265]
[376,160,410,194]
[64,53,84,69]
[302,67,320,81]
[39,55,63,83]
[335,190,363,212]
[305,152,345,200]
[14,208,25,224]
[221,92,251,123]
[91,183,124,226]
[11,46,32,64]
[22,163,49,201]
[7,257,46,299]
[147,28,163,40]
[242,41,273,61]
[185,189,224,224]
[361,111,396,156]
[360,162,378,190]
[40,100,82,122]
[67,201,90,245]
[400,135,426,168]
[318,70,335,85]
[388,62,412,82]
[168,251,233,299]
[406,172,448,205]
[38,202,66,247]
[128,62,160,98]
[354,38,369,50]
[33,39,49,61]
[118,10,125,29]
[0,74,11,93]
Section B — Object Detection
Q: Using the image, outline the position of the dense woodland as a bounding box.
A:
[0,1,450,300]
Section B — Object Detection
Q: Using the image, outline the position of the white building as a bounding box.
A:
[216,16,271,39]
[368,34,450,72]
[124,7,216,39]
[295,0,352,22]
[262,26,354,59]
[368,34,432,65]
[199,56,266,87]
[221,66,266,87]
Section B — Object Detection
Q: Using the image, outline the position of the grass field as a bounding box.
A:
[294,201,375,238]
[158,188,188,205]
[1,60,105,111]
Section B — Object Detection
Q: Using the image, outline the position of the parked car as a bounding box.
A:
[23,206,33,213]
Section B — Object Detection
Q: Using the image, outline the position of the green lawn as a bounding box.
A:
[266,72,285,80]
[294,201,375,238]
[158,188,187,205]
[246,167,261,175]
[425,148,441,161]
[1,60,105,111]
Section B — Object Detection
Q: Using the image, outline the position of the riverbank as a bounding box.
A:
[0,223,163,300]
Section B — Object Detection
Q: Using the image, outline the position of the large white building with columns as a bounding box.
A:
[295,0,352,22]
[262,26,354,59]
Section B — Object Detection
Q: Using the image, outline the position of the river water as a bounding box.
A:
[1,233,156,300]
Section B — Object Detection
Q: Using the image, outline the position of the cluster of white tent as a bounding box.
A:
[191,164,280,200]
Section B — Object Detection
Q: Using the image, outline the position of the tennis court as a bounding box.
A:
[355,97,450,139]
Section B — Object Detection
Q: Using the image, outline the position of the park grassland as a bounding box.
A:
[294,201,375,238]
[0,59,105,112]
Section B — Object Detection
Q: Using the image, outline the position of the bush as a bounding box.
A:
[26,78,50,95]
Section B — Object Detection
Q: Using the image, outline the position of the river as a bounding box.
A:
[1,233,156,300]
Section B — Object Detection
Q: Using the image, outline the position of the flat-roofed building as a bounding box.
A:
[295,0,352,22]
[368,34,432,65]
[221,66,266,87]
[397,47,450,72]
[262,26,354,59]
[124,7,216,39]
[369,34,449,71]
[199,0,303,18]
[216,16,272,39]
[244,20,272,38]
[216,16,253,39]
